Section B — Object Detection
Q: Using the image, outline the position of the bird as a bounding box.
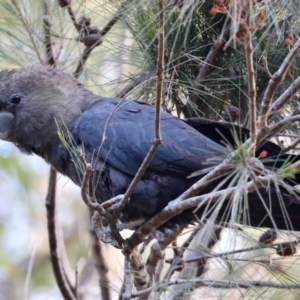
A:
[0,65,299,231]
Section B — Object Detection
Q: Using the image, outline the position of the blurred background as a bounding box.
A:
[1,0,300,299]
[0,1,134,298]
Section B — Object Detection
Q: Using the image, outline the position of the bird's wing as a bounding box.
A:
[73,98,228,176]
[184,117,285,155]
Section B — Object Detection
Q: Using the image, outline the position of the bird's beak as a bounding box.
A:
[0,112,14,140]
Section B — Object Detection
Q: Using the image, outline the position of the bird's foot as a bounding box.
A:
[91,210,122,248]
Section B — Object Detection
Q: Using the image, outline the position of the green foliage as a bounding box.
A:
[121,0,300,122]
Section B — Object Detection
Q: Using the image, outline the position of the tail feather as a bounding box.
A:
[183,117,300,231]
[184,117,300,184]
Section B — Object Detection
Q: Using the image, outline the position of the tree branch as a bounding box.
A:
[258,37,300,126]
[146,226,183,277]
[127,174,273,249]
[127,249,149,300]
[45,167,77,300]
[122,253,132,300]
[11,0,43,64]
[112,0,164,220]
[73,2,125,77]
[269,75,300,116]
[244,27,257,155]
[169,226,222,300]
[184,237,300,264]
[90,226,111,300]
[131,278,300,298]
[43,1,56,66]
[189,28,230,107]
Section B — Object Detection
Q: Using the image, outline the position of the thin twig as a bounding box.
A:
[90,226,111,300]
[122,254,132,300]
[69,51,129,251]
[131,278,300,297]
[154,253,165,284]
[172,240,179,257]
[112,0,164,220]
[183,237,300,264]
[155,0,164,136]
[179,227,202,255]
[118,4,166,296]
[162,227,201,283]
[45,168,77,300]
[146,226,184,277]
[168,226,222,300]
[269,75,300,117]
[90,97,126,195]
[73,2,125,77]
[139,235,154,255]
[258,114,300,142]
[261,28,276,79]
[194,29,229,83]
[283,137,300,153]
[43,4,77,298]
[149,254,165,300]
[244,28,257,155]
[42,7,76,294]
[101,3,126,37]
[11,0,43,64]
[73,45,98,78]
[195,226,222,277]
[24,241,38,300]
[143,227,184,300]
[102,194,125,210]
[79,100,127,248]
[80,156,124,247]
[175,152,235,200]
[43,1,56,66]
[285,157,300,172]
[258,37,300,126]
[79,156,114,223]
[115,75,156,99]
[65,4,91,78]
[67,6,80,31]
[262,55,272,78]
[275,133,299,138]
[188,28,230,116]
[75,267,78,299]
[117,218,145,231]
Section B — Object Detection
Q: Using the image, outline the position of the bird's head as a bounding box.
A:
[0,66,95,154]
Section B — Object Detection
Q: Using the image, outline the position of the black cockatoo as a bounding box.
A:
[0,66,300,231]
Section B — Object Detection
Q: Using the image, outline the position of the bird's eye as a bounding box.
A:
[10,94,22,105]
